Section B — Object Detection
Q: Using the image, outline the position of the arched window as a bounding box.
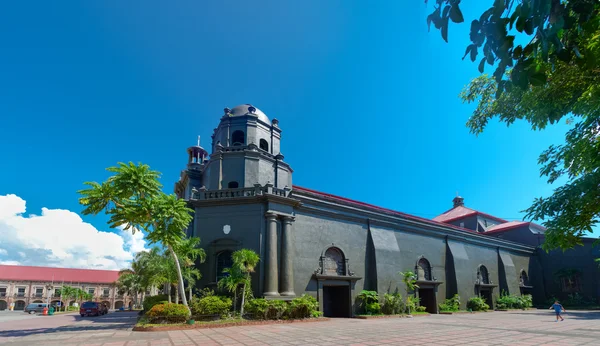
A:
[231,130,245,146]
[417,258,432,281]
[323,247,346,276]
[216,250,234,281]
[259,139,269,151]
[520,270,529,286]
[478,265,490,284]
[228,181,239,189]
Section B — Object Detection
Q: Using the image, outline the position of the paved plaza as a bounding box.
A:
[0,310,599,345]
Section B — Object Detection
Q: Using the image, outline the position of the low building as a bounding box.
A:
[0,265,135,311]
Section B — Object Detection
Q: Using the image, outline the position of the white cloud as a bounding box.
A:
[0,194,148,270]
[0,260,21,265]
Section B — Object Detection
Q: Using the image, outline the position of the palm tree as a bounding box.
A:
[399,271,419,315]
[217,265,248,313]
[78,162,194,314]
[174,237,206,300]
[231,249,260,316]
[117,269,142,308]
[61,286,77,311]
[135,247,169,302]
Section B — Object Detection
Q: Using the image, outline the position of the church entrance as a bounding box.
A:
[418,288,437,314]
[323,285,350,318]
[480,288,493,309]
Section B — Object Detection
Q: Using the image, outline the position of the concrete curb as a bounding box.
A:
[133,317,330,332]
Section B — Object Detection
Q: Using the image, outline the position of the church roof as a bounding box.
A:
[292,186,476,233]
[433,205,508,224]
[0,265,120,284]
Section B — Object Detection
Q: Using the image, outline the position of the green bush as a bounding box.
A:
[467,297,489,311]
[381,293,404,315]
[405,296,418,314]
[415,305,427,312]
[145,303,189,324]
[496,293,533,309]
[439,294,461,312]
[357,290,379,314]
[142,294,169,312]
[245,295,320,320]
[190,295,232,318]
[288,294,320,319]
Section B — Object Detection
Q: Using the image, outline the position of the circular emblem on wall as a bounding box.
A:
[223,225,231,235]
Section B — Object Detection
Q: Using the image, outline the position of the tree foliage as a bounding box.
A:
[427,1,600,250]
[78,162,195,313]
[427,0,599,93]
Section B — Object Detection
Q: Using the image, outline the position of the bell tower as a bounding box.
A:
[174,136,209,200]
[202,104,293,191]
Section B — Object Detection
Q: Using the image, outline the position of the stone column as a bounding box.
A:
[264,213,279,297]
[280,216,295,296]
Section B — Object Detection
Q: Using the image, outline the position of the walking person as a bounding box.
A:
[549,301,565,322]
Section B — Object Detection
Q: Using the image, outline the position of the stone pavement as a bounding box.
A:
[1,310,599,345]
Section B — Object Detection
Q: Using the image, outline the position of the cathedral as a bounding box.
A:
[174,104,600,317]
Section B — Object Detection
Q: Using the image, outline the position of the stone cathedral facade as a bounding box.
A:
[174,104,600,317]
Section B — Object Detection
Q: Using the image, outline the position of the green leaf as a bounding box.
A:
[523,44,534,56]
[516,16,526,32]
[443,5,451,19]
[509,4,522,30]
[513,45,523,59]
[524,20,534,35]
[470,45,478,62]
[450,4,464,23]
[478,57,486,73]
[528,72,547,86]
[441,17,449,42]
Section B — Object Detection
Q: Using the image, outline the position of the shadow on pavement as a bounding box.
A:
[0,311,139,338]
[508,310,600,320]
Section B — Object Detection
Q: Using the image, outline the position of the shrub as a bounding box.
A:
[357,290,379,314]
[405,296,418,314]
[142,294,169,312]
[467,297,489,311]
[288,294,320,319]
[381,293,404,315]
[266,300,288,320]
[439,294,461,312]
[145,303,189,324]
[496,292,533,310]
[244,298,269,319]
[190,295,232,319]
[415,305,427,312]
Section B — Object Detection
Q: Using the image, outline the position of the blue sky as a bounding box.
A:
[0,1,589,267]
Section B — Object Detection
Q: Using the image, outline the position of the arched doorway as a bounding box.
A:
[101,301,110,309]
[15,300,26,310]
[313,245,360,318]
[520,270,533,295]
[476,265,495,309]
[0,300,7,310]
[32,300,43,303]
[414,257,441,314]
[115,301,124,310]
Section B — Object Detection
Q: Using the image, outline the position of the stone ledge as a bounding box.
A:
[133,317,330,332]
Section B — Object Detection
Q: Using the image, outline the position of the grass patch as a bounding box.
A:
[411,311,430,315]
[137,317,244,328]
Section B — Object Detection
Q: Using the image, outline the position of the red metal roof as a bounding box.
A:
[0,265,120,284]
[292,186,476,233]
[433,206,508,224]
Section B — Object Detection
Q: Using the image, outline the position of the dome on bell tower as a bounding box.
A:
[227,104,271,125]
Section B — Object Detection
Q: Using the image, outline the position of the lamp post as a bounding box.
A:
[45,283,54,306]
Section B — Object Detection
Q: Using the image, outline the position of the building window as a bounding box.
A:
[35,288,43,297]
[478,265,490,284]
[17,287,25,297]
[228,181,239,189]
[216,250,234,282]
[0,287,6,297]
[103,288,110,297]
[417,258,432,281]
[560,274,581,293]
[88,288,95,295]
[323,247,346,276]
[259,139,269,151]
[231,130,245,146]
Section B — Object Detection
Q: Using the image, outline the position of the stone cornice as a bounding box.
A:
[293,191,535,255]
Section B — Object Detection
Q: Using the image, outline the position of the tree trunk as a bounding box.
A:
[240,273,250,316]
[175,286,179,304]
[189,285,192,301]
[233,288,238,313]
[167,284,171,303]
[168,245,190,315]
